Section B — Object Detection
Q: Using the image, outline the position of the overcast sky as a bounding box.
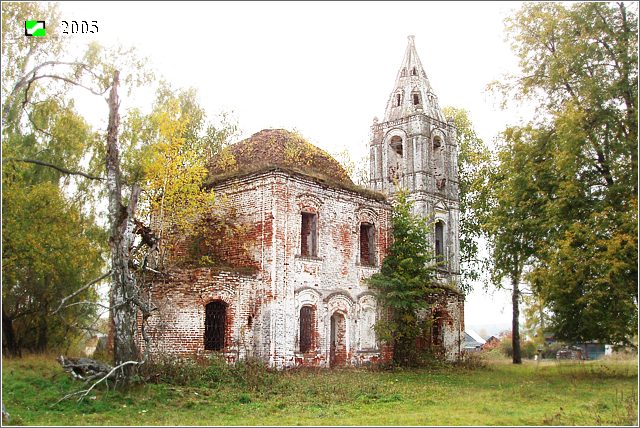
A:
[54,0,535,334]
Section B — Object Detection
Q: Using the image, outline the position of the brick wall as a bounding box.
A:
[141,168,463,367]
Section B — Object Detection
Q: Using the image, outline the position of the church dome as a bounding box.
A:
[208,129,354,185]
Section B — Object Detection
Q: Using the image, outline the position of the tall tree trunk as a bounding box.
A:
[36,303,48,353]
[2,310,21,357]
[106,70,140,378]
[512,274,522,364]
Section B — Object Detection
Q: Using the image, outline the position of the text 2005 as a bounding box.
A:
[61,21,98,34]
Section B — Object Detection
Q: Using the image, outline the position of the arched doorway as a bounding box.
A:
[330,312,347,367]
[204,300,227,351]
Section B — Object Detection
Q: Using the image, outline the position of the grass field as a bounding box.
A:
[1,353,637,426]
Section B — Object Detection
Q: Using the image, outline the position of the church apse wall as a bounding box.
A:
[142,163,394,368]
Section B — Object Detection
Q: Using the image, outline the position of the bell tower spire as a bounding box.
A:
[384,35,444,123]
[368,35,461,286]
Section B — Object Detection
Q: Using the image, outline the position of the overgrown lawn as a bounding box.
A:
[2,354,637,426]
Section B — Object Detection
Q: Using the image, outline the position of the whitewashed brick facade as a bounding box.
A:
[139,36,464,368]
[143,168,394,368]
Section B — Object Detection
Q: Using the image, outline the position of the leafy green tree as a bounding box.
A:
[121,83,239,270]
[1,2,152,370]
[442,107,491,288]
[367,190,440,366]
[478,127,550,364]
[1,2,110,356]
[491,2,638,347]
[442,108,542,364]
[1,2,64,125]
[1,2,241,377]
[521,293,550,347]
[2,160,106,356]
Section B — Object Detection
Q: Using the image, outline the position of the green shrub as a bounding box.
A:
[141,355,209,386]
[499,339,540,359]
[483,348,508,361]
[238,392,252,404]
[204,353,233,384]
[521,341,537,359]
[457,351,487,369]
[541,342,564,359]
[139,353,276,391]
[230,357,276,392]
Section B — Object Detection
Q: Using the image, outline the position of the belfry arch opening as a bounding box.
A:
[390,136,403,157]
[433,135,445,189]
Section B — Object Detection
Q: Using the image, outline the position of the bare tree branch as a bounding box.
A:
[36,74,109,96]
[55,360,141,404]
[62,301,111,311]
[3,158,104,181]
[53,270,112,315]
[2,60,107,124]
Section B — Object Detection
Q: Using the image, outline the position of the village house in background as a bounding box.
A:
[464,329,486,352]
[136,36,465,368]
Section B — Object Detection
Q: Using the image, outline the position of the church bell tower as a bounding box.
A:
[369,35,461,286]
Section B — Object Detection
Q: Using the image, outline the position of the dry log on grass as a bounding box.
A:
[57,355,114,382]
[56,357,141,403]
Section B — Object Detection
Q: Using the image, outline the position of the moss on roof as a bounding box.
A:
[207,164,387,202]
[206,129,386,201]
[208,129,354,185]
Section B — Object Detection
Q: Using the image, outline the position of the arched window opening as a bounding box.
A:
[204,301,227,351]
[411,67,417,76]
[299,306,315,353]
[301,211,318,257]
[390,136,403,157]
[400,68,407,77]
[330,311,347,367]
[395,93,401,107]
[433,135,445,189]
[359,223,376,266]
[413,93,420,105]
[435,220,444,263]
[359,306,377,350]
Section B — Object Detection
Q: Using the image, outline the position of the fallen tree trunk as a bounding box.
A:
[56,356,141,402]
[57,355,114,382]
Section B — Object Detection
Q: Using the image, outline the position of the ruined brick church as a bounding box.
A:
[142,36,464,368]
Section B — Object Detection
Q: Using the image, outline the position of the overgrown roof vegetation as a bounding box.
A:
[206,128,386,202]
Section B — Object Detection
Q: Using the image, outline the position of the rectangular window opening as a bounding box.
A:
[432,311,442,347]
[360,223,375,266]
[300,306,314,353]
[435,221,444,263]
[413,94,420,105]
[301,212,318,257]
